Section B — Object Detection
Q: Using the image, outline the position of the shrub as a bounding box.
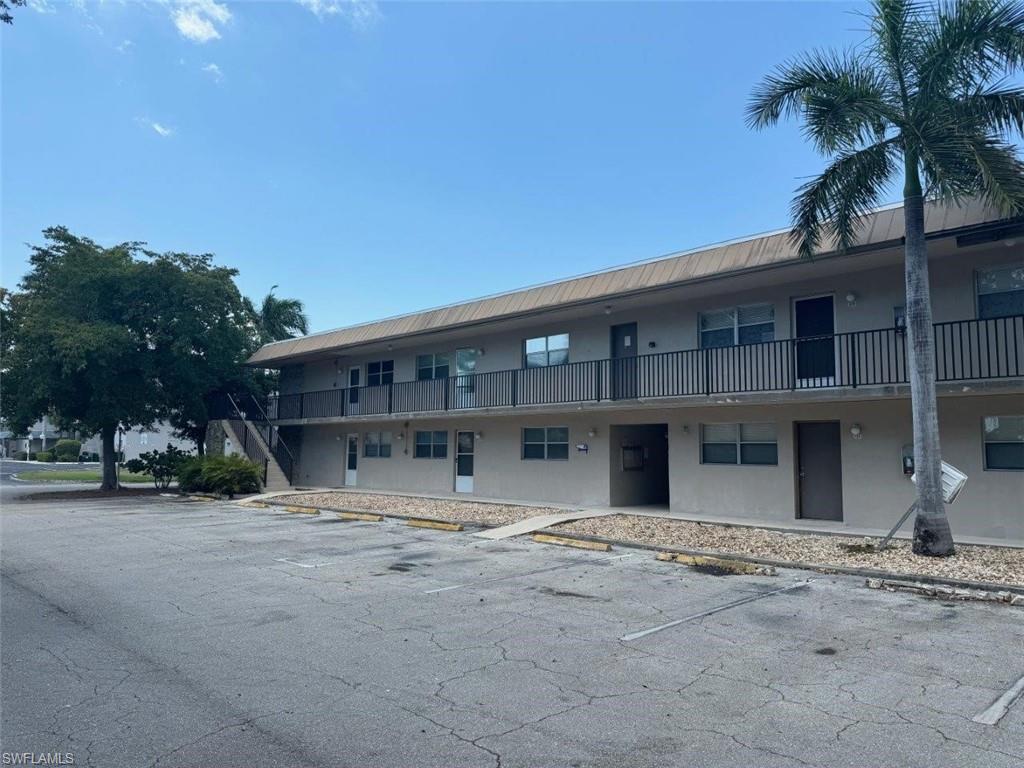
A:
[200,455,262,497]
[124,445,192,489]
[53,439,82,462]
[176,457,209,493]
[36,451,53,462]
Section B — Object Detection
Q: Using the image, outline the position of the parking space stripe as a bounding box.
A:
[620,580,811,641]
[972,673,1024,725]
[273,558,335,569]
[424,552,635,594]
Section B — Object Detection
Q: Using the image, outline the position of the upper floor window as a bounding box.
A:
[983,416,1023,470]
[977,265,1024,319]
[524,333,569,368]
[367,360,394,387]
[416,353,450,381]
[699,303,775,349]
[701,423,778,466]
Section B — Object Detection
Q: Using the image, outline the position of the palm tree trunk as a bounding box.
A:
[100,423,119,491]
[903,174,954,556]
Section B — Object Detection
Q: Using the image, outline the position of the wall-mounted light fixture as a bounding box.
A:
[681,424,690,434]
[845,291,858,307]
[587,428,597,437]
[850,423,863,440]
[475,431,483,439]
[603,305,613,315]
[396,432,405,441]
[647,341,657,349]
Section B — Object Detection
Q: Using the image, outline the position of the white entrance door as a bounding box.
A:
[345,433,358,486]
[455,430,474,493]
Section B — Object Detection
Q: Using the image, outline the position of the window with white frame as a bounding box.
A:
[701,423,778,465]
[367,360,394,387]
[414,430,448,459]
[522,427,569,460]
[699,304,775,348]
[363,431,392,458]
[983,416,1023,470]
[416,353,450,381]
[523,334,569,368]
[977,265,1024,319]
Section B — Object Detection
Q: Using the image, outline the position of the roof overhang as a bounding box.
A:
[248,199,1016,368]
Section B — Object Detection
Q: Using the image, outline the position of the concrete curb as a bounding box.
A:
[538,529,1024,596]
[255,498,1023,595]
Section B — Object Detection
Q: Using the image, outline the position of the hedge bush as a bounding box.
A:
[175,455,262,497]
[200,455,262,497]
[53,439,82,461]
[36,451,53,462]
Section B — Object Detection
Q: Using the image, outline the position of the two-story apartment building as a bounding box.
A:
[244,200,1024,545]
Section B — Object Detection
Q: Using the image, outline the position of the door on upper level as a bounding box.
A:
[611,322,638,400]
[454,348,478,409]
[793,295,835,386]
[348,366,361,410]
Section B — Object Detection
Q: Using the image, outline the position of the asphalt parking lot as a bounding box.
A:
[2,493,1023,768]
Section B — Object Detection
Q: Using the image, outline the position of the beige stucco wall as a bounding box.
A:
[290,393,1022,543]
[667,394,1023,542]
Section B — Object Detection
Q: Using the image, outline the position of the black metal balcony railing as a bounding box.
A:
[266,315,1023,421]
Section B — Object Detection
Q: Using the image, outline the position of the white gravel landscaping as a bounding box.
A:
[556,514,1024,587]
[276,491,565,527]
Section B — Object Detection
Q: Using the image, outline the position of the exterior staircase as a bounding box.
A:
[213,394,296,491]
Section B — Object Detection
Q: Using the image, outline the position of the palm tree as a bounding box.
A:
[748,0,1024,556]
[246,285,310,345]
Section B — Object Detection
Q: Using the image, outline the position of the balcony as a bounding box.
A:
[267,315,1024,421]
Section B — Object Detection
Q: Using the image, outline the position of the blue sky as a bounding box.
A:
[2,0,872,333]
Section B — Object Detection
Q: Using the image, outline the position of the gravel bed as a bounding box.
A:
[276,491,564,527]
[556,515,1024,587]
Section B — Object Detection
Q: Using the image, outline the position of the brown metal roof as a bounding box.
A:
[248,199,1005,366]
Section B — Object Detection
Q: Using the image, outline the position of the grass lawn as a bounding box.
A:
[17,470,155,484]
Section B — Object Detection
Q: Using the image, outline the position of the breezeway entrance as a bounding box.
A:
[609,423,669,507]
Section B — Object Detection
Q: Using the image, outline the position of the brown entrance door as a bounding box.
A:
[610,322,638,400]
[796,421,843,521]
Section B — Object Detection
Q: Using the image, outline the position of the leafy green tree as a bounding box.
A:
[2,228,162,489]
[245,286,309,345]
[748,0,1024,556]
[1,0,26,25]
[139,252,256,455]
[3,228,258,486]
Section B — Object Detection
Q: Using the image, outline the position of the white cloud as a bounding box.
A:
[171,0,231,44]
[116,39,134,53]
[297,0,381,30]
[201,62,223,82]
[28,0,56,14]
[136,117,175,137]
